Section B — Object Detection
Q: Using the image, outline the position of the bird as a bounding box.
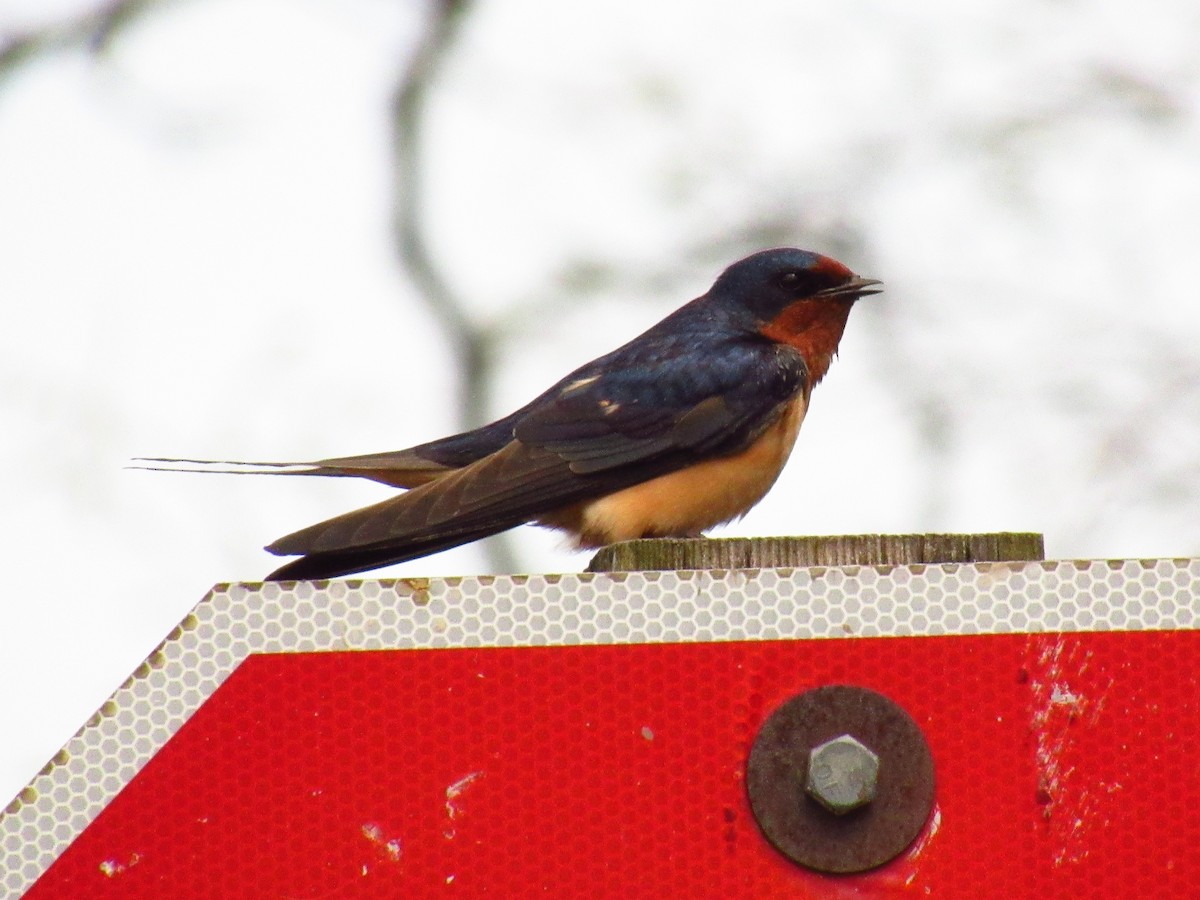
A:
[138,248,880,580]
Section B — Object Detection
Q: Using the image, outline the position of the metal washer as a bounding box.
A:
[746,684,936,874]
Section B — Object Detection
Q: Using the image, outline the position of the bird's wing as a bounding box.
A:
[266,338,806,580]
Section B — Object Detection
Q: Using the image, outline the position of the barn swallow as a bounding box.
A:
[140,248,879,580]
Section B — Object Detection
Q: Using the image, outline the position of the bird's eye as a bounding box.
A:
[777,271,802,289]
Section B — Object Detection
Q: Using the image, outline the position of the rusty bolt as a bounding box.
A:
[748,685,935,873]
[805,734,879,815]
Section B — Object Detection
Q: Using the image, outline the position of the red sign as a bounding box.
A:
[23,630,1200,897]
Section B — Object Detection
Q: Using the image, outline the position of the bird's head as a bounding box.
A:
[713,248,881,385]
[713,248,881,323]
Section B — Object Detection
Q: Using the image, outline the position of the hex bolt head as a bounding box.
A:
[805,734,880,815]
[748,685,935,873]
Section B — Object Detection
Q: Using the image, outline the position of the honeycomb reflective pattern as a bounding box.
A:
[1,558,1198,897]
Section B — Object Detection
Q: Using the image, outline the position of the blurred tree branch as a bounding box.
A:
[0,0,164,81]
[389,0,483,425]
[388,0,521,573]
[2,0,522,573]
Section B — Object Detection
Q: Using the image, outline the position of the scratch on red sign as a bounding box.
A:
[894,806,943,893]
[443,770,484,839]
[1025,635,1119,866]
[360,821,403,863]
[98,851,141,878]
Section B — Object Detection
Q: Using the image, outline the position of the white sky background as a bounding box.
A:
[1,0,1198,805]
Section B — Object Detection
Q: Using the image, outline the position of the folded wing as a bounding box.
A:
[266,338,806,580]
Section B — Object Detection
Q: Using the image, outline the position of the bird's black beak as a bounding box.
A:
[817,276,883,301]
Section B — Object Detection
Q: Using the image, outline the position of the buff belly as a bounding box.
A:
[566,395,808,547]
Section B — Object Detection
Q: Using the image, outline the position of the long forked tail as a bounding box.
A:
[129,457,354,477]
[128,451,456,488]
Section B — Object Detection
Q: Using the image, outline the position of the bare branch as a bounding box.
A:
[388,0,522,573]
[0,0,165,84]
[388,0,484,423]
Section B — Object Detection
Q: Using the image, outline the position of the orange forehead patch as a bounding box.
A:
[811,255,853,279]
